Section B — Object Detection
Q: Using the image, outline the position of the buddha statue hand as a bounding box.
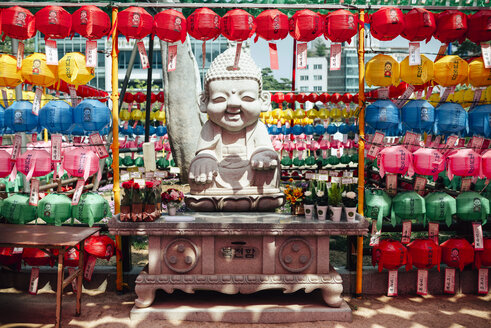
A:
[188,154,218,184]
[250,149,278,171]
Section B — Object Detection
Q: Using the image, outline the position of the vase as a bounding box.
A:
[317,205,328,221]
[131,203,143,222]
[304,204,315,220]
[345,207,357,222]
[330,206,342,222]
[143,204,160,222]
[292,203,304,215]
[168,206,177,216]
[120,205,131,222]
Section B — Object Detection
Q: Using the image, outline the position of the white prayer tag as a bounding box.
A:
[482,44,491,69]
[386,174,398,196]
[84,255,97,281]
[45,40,58,65]
[388,270,398,296]
[473,223,484,251]
[296,43,308,69]
[17,41,24,69]
[478,268,489,294]
[154,170,168,178]
[330,43,342,71]
[409,42,421,66]
[370,221,381,246]
[11,134,22,161]
[377,87,390,99]
[395,84,415,108]
[51,134,62,162]
[417,269,428,296]
[461,178,472,192]
[89,133,109,159]
[414,177,427,195]
[318,174,329,181]
[29,179,40,206]
[401,221,412,244]
[29,267,40,295]
[269,42,279,70]
[428,222,439,244]
[68,267,78,293]
[444,268,456,294]
[13,247,23,254]
[71,179,85,205]
[86,40,98,68]
[167,44,178,72]
[137,41,150,69]
[305,173,315,180]
[120,172,130,181]
[32,87,43,116]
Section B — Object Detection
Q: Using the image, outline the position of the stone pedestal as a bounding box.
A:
[109,213,368,321]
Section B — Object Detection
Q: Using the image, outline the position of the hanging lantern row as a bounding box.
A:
[121,91,164,104]
[270,92,359,104]
[1,6,488,45]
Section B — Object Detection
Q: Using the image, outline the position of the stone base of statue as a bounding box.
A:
[185,192,285,211]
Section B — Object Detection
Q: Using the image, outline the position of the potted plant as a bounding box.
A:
[120,180,133,222]
[328,183,344,222]
[315,180,329,221]
[143,181,160,222]
[161,188,184,216]
[303,180,316,220]
[283,184,304,215]
[131,182,144,222]
[342,184,358,222]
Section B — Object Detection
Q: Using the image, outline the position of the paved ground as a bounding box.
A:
[0,287,489,328]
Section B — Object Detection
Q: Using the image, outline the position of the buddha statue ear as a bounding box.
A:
[199,92,208,113]
[260,91,271,112]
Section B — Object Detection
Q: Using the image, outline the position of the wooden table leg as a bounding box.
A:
[56,248,65,328]
[76,243,84,316]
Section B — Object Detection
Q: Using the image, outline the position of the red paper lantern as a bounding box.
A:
[186,8,221,41]
[441,238,474,271]
[407,239,441,271]
[117,7,153,41]
[341,93,353,104]
[285,92,295,103]
[220,9,255,42]
[475,237,491,269]
[22,248,55,267]
[289,10,323,42]
[85,235,116,260]
[64,247,80,267]
[330,93,341,104]
[157,91,165,103]
[369,7,405,41]
[307,93,318,103]
[401,8,436,42]
[123,92,134,103]
[324,9,358,44]
[35,6,72,40]
[372,239,411,272]
[154,9,187,43]
[274,92,285,103]
[255,9,289,42]
[150,93,157,104]
[134,92,146,104]
[296,92,308,103]
[353,93,359,104]
[1,6,36,40]
[467,10,491,44]
[434,10,468,44]
[319,92,331,103]
[0,247,22,267]
[72,5,110,40]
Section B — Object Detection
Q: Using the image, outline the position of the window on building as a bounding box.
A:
[300,86,309,91]
[314,75,322,80]
[313,86,322,91]
[300,75,309,81]
[313,64,323,70]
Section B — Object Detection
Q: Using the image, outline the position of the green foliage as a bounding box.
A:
[308,39,328,57]
[328,183,344,207]
[261,68,292,91]
[453,40,481,58]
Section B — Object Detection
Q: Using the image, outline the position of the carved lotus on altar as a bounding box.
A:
[185,47,284,211]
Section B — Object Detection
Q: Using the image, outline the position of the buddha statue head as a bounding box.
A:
[200,47,271,132]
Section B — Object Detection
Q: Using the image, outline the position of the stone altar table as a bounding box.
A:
[109,212,368,314]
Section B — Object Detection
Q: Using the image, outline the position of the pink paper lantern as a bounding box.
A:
[16,149,52,181]
[377,145,414,178]
[481,149,491,180]
[447,148,481,180]
[0,148,13,178]
[63,147,100,181]
[413,148,445,180]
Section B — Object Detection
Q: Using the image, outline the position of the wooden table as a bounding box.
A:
[0,224,100,328]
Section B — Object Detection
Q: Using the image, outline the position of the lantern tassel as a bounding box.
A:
[202,41,206,69]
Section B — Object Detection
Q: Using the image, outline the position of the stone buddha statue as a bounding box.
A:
[185,47,284,211]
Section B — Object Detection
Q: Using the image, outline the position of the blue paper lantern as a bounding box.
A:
[304,124,314,135]
[351,124,359,133]
[134,125,144,136]
[156,125,166,136]
[365,100,401,136]
[468,105,491,137]
[280,125,291,135]
[338,123,351,134]
[291,124,304,135]
[4,101,38,133]
[149,125,156,135]
[401,99,435,133]
[313,124,325,135]
[327,124,338,134]
[39,100,73,134]
[73,99,111,133]
[434,103,468,135]
[0,105,4,133]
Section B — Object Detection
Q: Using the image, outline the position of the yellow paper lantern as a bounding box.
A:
[155,110,166,122]
[433,55,468,87]
[429,93,440,107]
[0,89,14,107]
[283,108,294,120]
[307,109,318,119]
[120,109,131,121]
[0,54,23,88]
[131,109,143,121]
[318,108,329,119]
[400,55,434,86]
[365,54,400,87]
[266,117,274,125]
[330,107,342,120]
[468,58,491,88]
[293,108,305,119]
[58,52,95,86]
[453,89,465,105]
[272,108,282,119]
[21,53,58,87]
[486,86,491,104]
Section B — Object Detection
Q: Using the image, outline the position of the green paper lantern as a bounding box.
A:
[350,153,359,163]
[37,193,72,226]
[321,157,329,167]
[292,157,305,167]
[305,156,316,166]
[365,189,392,230]
[170,159,176,167]
[391,191,426,227]
[2,194,37,224]
[425,192,456,227]
[456,192,489,225]
[340,153,351,165]
[105,157,113,167]
[72,192,111,227]
[156,157,170,169]
[135,157,144,167]
[328,155,340,166]
[122,156,135,167]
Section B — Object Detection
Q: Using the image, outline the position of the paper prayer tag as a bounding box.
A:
[17,41,24,69]
[330,43,342,71]
[417,269,428,296]
[71,179,85,205]
[482,44,491,69]
[51,134,62,162]
[89,133,109,159]
[86,40,98,68]
[478,268,489,294]
[297,43,308,69]
[370,221,381,246]
[444,268,456,294]
[409,42,421,66]
[32,87,43,116]
[29,267,40,295]
[401,221,412,244]
[29,179,40,206]
[428,222,439,244]
[45,40,58,65]
[387,270,398,296]
[137,41,150,69]
[167,44,177,72]
[11,134,22,161]
[84,255,97,281]
[473,223,484,251]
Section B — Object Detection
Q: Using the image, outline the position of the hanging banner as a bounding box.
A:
[86,40,98,68]
[45,40,58,65]
[296,43,307,70]
[330,43,342,71]
[409,42,421,66]
[269,43,279,70]
[167,44,177,72]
